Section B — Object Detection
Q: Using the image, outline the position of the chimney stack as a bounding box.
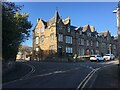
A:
[37,18,40,23]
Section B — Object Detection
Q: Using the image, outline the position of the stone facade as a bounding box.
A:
[32,10,117,60]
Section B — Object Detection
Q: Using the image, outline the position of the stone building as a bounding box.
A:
[32,10,117,60]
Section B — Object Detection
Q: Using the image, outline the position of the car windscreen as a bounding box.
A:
[97,56,101,57]
[105,55,110,56]
[90,56,95,57]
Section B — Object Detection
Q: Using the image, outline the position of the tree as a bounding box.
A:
[2,2,32,62]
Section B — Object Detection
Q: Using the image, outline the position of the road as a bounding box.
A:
[2,60,119,89]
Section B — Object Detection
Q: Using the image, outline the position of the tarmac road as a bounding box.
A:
[2,59,119,89]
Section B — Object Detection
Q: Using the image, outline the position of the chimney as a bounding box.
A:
[37,18,40,23]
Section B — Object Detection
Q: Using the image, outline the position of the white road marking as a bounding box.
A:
[76,69,95,90]
[3,63,36,85]
[76,60,119,90]
[20,63,36,79]
[15,67,81,81]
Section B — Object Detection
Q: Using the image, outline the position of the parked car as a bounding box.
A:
[103,54,115,61]
[90,55,104,62]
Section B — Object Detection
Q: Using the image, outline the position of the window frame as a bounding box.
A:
[41,35,44,44]
[35,37,39,44]
[58,34,63,42]
[66,36,72,44]
[50,33,54,41]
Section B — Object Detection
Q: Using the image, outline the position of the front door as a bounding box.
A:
[58,48,62,56]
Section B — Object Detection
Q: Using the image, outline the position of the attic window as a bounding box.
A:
[68,26,70,32]
[41,27,44,33]
[80,31,82,35]
[35,28,40,33]
[89,33,91,37]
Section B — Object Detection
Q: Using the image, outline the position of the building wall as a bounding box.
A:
[33,11,118,60]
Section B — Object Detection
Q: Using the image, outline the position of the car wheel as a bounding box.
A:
[104,58,106,61]
[97,59,99,62]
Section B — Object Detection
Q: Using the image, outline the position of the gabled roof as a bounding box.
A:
[41,19,47,28]
[82,25,95,32]
[98,31,110,37]
[70,25,77,29]
[46,10,61,26]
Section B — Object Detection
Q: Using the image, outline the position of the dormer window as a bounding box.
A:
[41,27,44,33]
[68,26,70,32]
[87,32,89,36]
[87,32,91,37]
[89,33,91,37]
[80,31,82,35]
[35,28,40,33]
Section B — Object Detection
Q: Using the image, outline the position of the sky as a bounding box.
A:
[15,2,118,47]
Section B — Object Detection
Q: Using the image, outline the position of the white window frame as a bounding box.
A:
[66,47,73,53]
[35,37,39,44]
[91,41,93,46]
[87,40,89,46]
[79,48,84,55]
[81,39,84,45]
[35,28,40,33]
[50,33,54,41]
[41,27,44,33]
[66,36,72,44]
[96,41,99,47]
[58,34,63,42]
[50,45,54,50]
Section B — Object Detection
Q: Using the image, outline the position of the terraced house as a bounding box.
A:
[32,10,117,60]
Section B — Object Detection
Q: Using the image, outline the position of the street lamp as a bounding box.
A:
[113,2,120,66]
[109,44,112,55]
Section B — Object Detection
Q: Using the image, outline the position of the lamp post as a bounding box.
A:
[113,2,120,65]
[109,44,112,55]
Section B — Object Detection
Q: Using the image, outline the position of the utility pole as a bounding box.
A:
[113,2,120,66]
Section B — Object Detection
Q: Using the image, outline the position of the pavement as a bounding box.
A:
[2,62,32,83]
[85,64,120,89]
